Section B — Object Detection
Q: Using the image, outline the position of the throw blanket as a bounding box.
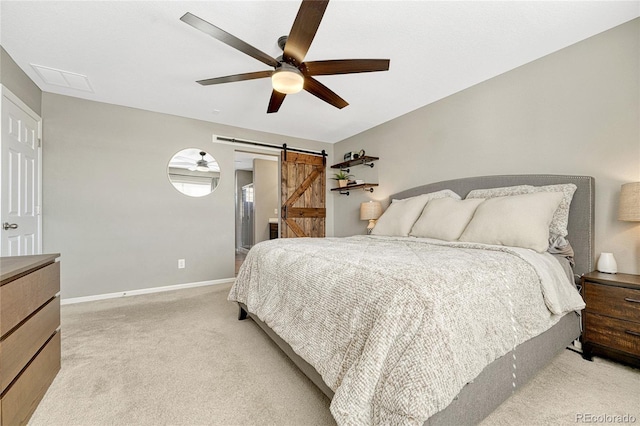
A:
[228,236,585,425]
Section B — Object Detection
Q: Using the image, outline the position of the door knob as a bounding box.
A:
[2,222,18,230]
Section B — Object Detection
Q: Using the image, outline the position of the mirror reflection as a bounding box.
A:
[168,148,220,197]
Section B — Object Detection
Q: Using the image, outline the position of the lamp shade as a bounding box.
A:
[618,182,640,221]
[360,201,382,221]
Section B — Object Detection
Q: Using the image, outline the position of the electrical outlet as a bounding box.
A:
[274,208,278,215]
[178,259,186,269]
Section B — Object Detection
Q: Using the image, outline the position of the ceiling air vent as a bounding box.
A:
[30,64,93,92]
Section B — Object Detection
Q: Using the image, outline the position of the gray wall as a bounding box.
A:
[253,159,279,244]
[42,93,333,298]
[333,18,640,274]
[0,47,42,115]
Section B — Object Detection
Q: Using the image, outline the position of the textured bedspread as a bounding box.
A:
[228,236,585,425]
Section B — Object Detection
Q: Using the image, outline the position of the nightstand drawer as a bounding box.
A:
[583,281,640,323]
[583,312,640,356]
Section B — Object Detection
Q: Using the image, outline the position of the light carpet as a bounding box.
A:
[30,283,639,426]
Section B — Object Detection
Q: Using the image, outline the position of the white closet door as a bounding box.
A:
[0,89,42,256]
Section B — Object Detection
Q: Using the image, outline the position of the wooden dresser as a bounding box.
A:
[0,254,61,425]
[269,222,278,240]
[581,271,640,368]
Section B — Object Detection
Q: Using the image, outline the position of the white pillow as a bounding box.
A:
[372,190,461,237]
[458,192,564,252]
[410,197,485,241]
[466,183,577,238]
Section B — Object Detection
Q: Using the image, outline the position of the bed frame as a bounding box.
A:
[239,174,595,425]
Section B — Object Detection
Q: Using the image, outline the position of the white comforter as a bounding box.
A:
[228,236,585,425]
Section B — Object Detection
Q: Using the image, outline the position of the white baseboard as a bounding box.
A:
[60,278,235,305]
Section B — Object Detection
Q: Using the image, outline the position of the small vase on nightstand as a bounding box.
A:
[596,252,618,274]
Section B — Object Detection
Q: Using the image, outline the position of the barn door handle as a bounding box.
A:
[2,222,18,230]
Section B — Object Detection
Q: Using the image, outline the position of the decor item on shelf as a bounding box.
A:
[360,201,382,234]
[596,252,618,274]
[618,182,640,221]
[344,152,355,161]
[333,171,354,188]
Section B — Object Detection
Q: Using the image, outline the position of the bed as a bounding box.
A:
[229,174,595,425]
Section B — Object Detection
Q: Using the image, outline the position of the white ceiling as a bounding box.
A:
[1,1,638,143]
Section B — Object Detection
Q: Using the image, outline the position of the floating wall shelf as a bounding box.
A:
[331,156,379,173]
[330,155,379,195]
[331,183,379,196]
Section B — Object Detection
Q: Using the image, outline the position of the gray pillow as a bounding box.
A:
[466,185,534,199]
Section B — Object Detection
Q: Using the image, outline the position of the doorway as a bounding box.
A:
[234,151,279,274]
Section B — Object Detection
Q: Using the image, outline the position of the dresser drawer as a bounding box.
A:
[583,312,640,356]
[583,281,640,323]
[0,297,60,393]
[0,262,60,336]
[1,331,60,426]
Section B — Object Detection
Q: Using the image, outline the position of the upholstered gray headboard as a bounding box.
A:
[390,175,595,278]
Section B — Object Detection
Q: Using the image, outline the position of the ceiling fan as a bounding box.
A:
[180,0,390,113]
[170,151,219,172]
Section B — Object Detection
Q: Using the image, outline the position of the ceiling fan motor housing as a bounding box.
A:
[277,35,288,51]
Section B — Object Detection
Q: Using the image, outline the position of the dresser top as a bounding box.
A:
[0,254,60,283]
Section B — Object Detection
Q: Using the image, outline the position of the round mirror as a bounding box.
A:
[167,148,220,197]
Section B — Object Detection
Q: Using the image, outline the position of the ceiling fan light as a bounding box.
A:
[272,68,304,94]
[195,165,210,172]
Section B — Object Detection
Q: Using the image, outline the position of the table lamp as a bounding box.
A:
[614,181,640,273]
[360,201,382,234]
[618,182,640,222]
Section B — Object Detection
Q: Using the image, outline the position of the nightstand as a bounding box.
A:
[581,271,640,368]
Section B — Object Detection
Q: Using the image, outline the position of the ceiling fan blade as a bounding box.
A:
[197,70,273,86]
[303,77,348,109]
[267,90,287,114]
[300,59,390,76]
[180,12,278,68]
[283,0,329,66]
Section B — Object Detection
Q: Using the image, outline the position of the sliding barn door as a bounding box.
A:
[281,152,326,238]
